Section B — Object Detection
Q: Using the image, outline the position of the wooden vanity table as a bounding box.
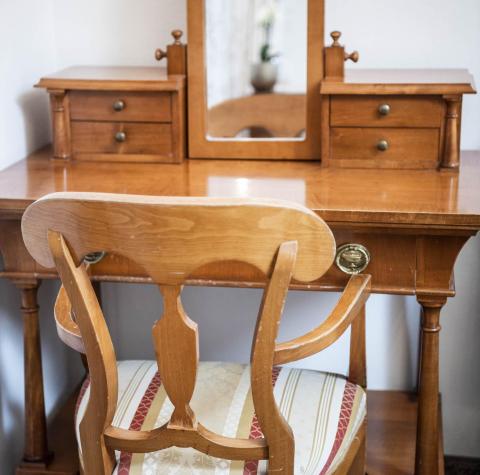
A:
[0,0,478,474]
[2,148,480,475]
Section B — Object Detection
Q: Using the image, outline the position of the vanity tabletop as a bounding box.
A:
[1,146,480,230]
[320,68,477,95]
[36,66,185,91]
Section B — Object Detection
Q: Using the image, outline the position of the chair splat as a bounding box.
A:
[152,285,199,430]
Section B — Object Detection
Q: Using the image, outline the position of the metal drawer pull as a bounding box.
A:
[113,100,126,112]
[115,131,126,143]
[377,140,389,152]
[84,252,106,265]
[336,244,370,275]
[378,104,391,116]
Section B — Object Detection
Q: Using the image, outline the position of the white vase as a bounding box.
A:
[250,63,278,94]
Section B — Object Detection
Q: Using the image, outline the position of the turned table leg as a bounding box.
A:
[15,280,50,467]
[415,295,446,475]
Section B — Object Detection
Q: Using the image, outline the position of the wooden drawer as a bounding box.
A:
[70,91,172,123]
[331,96,444,128]
[71,122,173,160]
[322,229,417,294]
[331,128,440,169]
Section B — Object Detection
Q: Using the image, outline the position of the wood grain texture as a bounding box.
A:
[21,196,369,474]
[320,69,477,95]
[21,193,336,283]
[49,90,71,160]
[70,91,172,123]
[36,66,185,92]
[4,147,480,228]
[48,231,117,475]
[71,122,173,157]
[187,0,324,160]
[251,241,297,474]
[153,285,199,430]
[331,95,444,128]
[330,127,440,169]
[274,274,371,365]
[16,280,50,465]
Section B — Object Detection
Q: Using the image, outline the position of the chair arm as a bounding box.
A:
[54,284,86,354]
[274,274,371,365]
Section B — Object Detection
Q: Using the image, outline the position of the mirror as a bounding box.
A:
[188,0,324,160]
[205,0,308,140]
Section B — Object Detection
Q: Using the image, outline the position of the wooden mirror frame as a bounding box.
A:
[187,0,325,160]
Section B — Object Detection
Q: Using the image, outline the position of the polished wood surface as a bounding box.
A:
[321,70,475,170]
[2,147,480,475]
[36,66,185,91]
[330,127,440,169]
[23,195,369,474]
[187,0,325,160]
[321,69,477,95]
[331,95,444,128]
[36,67,186,164]
[2,147,480,228]
[70,91,173,122]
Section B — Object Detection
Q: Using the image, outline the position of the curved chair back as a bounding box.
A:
[22,192,336,474]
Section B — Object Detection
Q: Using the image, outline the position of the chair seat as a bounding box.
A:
[75,361,366,474]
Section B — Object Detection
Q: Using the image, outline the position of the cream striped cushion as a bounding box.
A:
[75,361,366,475]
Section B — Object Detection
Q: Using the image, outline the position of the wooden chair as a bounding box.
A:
[21,193,371,475]
[207,94,307,138]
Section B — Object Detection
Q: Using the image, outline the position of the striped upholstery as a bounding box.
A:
[75,361,366,474]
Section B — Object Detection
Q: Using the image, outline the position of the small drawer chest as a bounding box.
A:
[320,69,476,170]
[36,66,186,163]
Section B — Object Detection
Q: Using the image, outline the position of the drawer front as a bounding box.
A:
[72,122,173,157]
[331,96,444,128]
[331,128,440,169]
[70,91,172,122]
[321,230,417,294]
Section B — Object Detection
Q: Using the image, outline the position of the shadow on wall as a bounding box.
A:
[16,89,51,155]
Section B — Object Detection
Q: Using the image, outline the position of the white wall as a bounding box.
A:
[0,1,84,473]
[0,1,479,471]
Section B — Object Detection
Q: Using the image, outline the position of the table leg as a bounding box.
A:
[15,280,50,467]
[415,295,446,475]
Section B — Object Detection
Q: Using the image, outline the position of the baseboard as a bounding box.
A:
[445,455,480,475]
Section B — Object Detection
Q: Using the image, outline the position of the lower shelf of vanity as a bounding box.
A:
[16,390,443,475]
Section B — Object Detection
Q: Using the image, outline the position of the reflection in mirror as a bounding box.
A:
[206,0,308,140]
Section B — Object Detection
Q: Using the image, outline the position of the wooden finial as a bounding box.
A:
[331,31,342,47]
[345,51,359,63]
[155,48,167,61]
[171,29,183,45]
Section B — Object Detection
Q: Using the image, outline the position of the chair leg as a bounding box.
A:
[348,436,366,475]
[268,442,294,474]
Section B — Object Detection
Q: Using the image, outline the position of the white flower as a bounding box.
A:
[256,0,278,27]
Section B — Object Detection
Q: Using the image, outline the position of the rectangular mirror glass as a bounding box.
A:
[205,0,308,140]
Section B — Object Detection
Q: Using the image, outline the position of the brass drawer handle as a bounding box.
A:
[377,140,389,152]
[113,100,126,112]
[115,131,126,143]
[378,104,391,116]
[84,252,106,265]
[336,244,370,275]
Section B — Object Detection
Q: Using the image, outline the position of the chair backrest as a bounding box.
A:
[21,192,336,474]
[207,94,306,138]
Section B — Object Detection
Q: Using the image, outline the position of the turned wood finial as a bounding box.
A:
[331,31,342,46]
[155,48,167,61]
[155,29,185,62]
[345,50,359,63]
[171,29,183,45]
